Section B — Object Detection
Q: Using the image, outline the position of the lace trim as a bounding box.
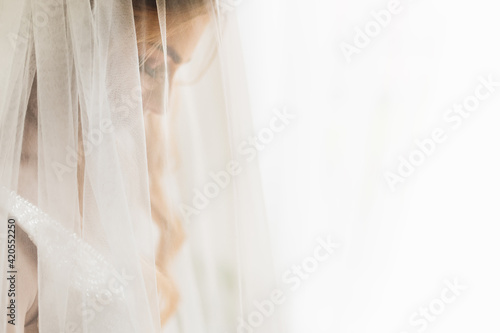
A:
[3,187,122,298]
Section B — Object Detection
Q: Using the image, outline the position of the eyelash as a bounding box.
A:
[140,56,177,81]
[143,63,158,79]
[141,62,167,81]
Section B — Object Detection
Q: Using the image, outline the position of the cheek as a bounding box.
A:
[140,71,158,91]
[140,73,166,114]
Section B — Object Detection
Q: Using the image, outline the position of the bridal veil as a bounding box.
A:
[0,0,283,332]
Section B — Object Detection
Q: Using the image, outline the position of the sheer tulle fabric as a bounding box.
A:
[0,0,278,332]
[1,1,161,331]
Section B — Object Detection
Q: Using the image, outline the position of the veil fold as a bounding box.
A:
[0,0,280,332]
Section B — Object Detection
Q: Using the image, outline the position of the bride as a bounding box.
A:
[1,0,218,331]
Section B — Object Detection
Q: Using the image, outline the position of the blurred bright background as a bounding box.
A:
[172,0,500,331]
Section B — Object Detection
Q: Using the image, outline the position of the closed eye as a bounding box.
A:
[142,59,165,80]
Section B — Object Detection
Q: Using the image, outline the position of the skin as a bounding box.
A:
[14,11,211,332]
[140,13,211,114]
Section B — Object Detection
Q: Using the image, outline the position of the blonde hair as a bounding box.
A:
[133,0,209,326]
[18,1,209,328]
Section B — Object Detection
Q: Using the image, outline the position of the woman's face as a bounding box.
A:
[139,13,210,114]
